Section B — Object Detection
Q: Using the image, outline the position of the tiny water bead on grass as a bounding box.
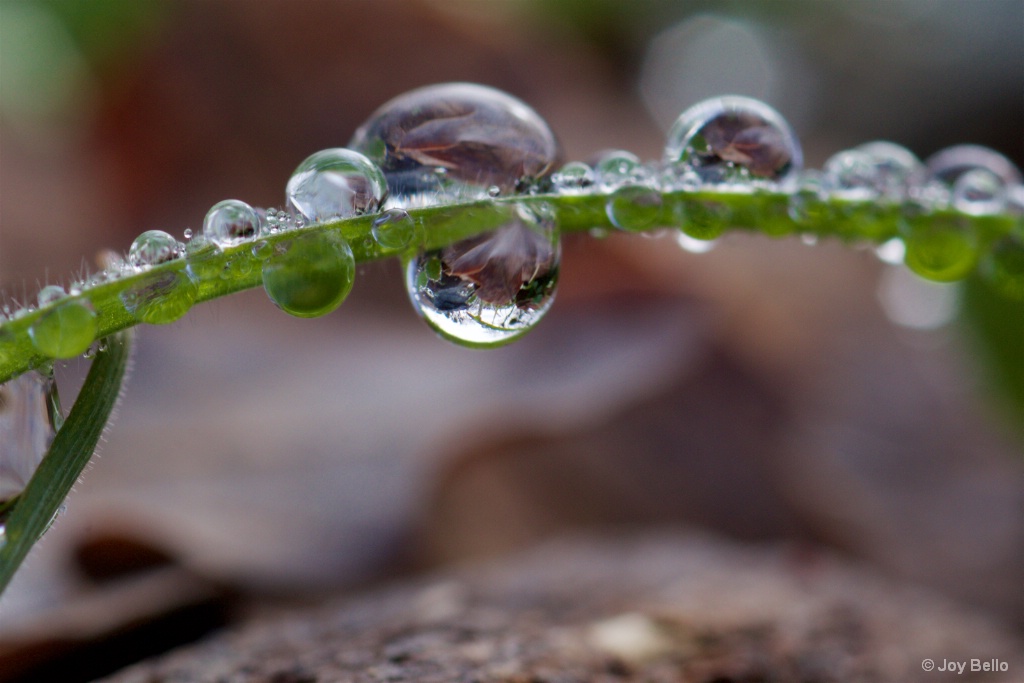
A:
[203,199,261,245]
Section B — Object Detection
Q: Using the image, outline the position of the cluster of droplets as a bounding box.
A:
[6,86,1024,364]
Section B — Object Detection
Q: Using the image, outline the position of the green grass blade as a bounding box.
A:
[0,331,133,596]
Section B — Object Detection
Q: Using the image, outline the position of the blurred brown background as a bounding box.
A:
[0,1,1022,680]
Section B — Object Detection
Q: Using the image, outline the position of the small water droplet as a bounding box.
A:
[286,149,387,224]
[121,271,198,324]
[203,199,261,245]
[262,231,355,318]
[185,242,225,281]
[551,161,595,193]
[902,216,977,282]
[664,96,801,189]
[952,168,1007,216]
[0,368,62,505]
[606,185,662,231]
[36,285,66,308]
[822,150,881,201]
[371,208,417,250]
[29,300,98,359]
[183,228,193,240]
[487,185,501,198]
[350,83,560,206]
[128,230,181,268]
[854,141,924,201]
[251,240,272,260]
[590,150,648,190]
[404,203,559,347]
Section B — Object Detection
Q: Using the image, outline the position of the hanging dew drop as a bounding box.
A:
[350,83,560,207]
[286,149,387,224]
[262,231,355,318]
[121,271,198,324]
[902,216,978,283]
[28,300,98,359]
[981,237,1024,300]
[128,230,182,268]
[606,185,662,231]
[664,96,802,190]
[677,199,731,241]
[203,199,261,245]
[404,203,559,347]
[371,208,417,250]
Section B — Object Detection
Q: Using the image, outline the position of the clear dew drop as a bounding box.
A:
[551,161,595,194]
[590,150,649,190]
[925,144,1023,189]
[0,368,62,507]
[606,185,663,231]
[121,271,198,324]
[664,96,802,190]
[349,83,560,206]
[404,203,559,347]
[854,141,924,201]
[822,149,881,201]
[128,230,181,268]
[285,149,387,224]
[29,300,98,359]
[36,285,65,308]
[261,231,355,318]
[952,168,1007,216]
[371,208,417,250]
[203,199,261,245]
[677,199,731,241]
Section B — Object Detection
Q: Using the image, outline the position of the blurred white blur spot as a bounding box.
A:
[639,15,814,133]
[877,266,959,330]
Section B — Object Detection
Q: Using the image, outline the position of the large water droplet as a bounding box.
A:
[0,368,62,506]
[405,204,559,347]
[902,216,977,282]
[262,231,355,318]
[371,208,417,250]
[29,300,97,359]
[128,230,181,268]
[952,168,1007,216]
[664,96,802,189]
[350,83,560,206]
[203,199,261,245]
[286,149,387,224]
[606,185,662,231]
[121,271,198,324]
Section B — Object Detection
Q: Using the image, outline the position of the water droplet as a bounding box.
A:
[980,237,1024,300]
[664,96,801,189]
[121,271,198,324]
[262,231,355,318]
[874,237,906,265]
[286,149,387,224]
[487,185,501,198]
[677,199,730,241]
[551,161,595,193]
[854,141,923,200]
[371,208,417,250]
[36,285,66,308]
[676,232,717,253]
[822,150,880,201]
[404,203,559,347]
[29,300,97,359]
[952,168,1007,216]
[185,242,225,281]
[590,150,648,190]
[925,144,1023,188]
[251,240,272,260]
[203,199,261,245]
[350,83,560,206]
[902,216,977,282]
[606,185,662,231]
[128,230,181,268]
[0,368,62,505]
